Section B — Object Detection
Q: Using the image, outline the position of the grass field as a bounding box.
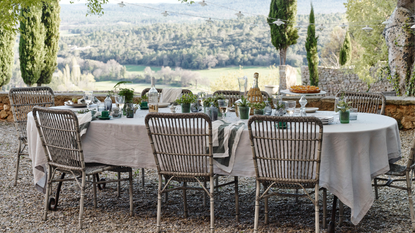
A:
[95,65,302,93]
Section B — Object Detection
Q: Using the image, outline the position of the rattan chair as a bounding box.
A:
[8,87,55,186]
[145,113,239,233]
[32,107,133,229]
[141,88,192,97]
[212,90,270,106]
[335,91,386,115]
[248,116,324,232]
[373,138,415,230]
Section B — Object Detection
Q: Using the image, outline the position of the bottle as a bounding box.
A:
[104,94,112,111]
[209,102,218,121]
[148,77,159,112]
[247,72,263,115]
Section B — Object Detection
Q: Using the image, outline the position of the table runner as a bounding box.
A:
[212,120,245,173]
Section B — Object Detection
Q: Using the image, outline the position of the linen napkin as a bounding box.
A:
[77,111,94,137]
[160,88,182,103]
[211,119,245,173]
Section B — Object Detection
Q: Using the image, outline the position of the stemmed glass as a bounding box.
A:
[285,100,296,116]
[217,99,229,118]
[115,95,125,116]
[84,91,94,109]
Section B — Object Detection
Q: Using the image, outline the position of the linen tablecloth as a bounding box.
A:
[27,109,401,225]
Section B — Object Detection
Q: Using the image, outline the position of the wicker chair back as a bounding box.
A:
[141,88,192,98]
[335,91,386,115]
[33,107,85,170]
[212,90,270,106]
[9,87,55,141]
[248,116,323,186]
[145,113,213,178]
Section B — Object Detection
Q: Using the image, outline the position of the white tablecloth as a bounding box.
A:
[27,107,401,225]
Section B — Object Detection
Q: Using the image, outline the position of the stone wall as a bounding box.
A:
[0,93,141,122]
[301,66,395,96]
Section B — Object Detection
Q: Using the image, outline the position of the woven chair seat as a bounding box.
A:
[385,163,407,176]
[163,174,211,183]
[261,180,317,190]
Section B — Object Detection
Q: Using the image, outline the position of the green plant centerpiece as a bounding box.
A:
[114,81,135,115]
[176,93,197,113]
[236,96,251,120]
[138,94,149,109]
[250,102,266,116]
[202,97,214,114]
[336,94,352,124]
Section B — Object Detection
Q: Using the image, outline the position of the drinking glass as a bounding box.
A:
[217,99,229,118]
[84,91,94,109]
[115,95,125,116]
[285,100,296,116]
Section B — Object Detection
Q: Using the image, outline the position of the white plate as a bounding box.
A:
[158,103,170,108]
[295,107,319,113]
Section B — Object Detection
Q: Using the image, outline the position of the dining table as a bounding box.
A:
[27,105,401,226]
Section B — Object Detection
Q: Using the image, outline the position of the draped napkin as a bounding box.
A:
[211,119,245,173]
[160,88,182,103]
[78,111,94,137]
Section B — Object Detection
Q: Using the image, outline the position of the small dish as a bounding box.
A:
[67,103,87,108]
[158,103,169,108]
[98,116,111,120]
[295,107,319,113]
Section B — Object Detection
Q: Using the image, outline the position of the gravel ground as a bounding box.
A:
[0,121,414,232]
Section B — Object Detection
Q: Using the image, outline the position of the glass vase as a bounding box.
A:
[339,110,350,124]
[126,103,134,118]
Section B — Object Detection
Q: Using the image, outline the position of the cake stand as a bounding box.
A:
[280,89,327,116]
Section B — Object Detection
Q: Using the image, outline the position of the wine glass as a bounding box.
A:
[285,100,296,116]
[84,91,94,109]
[115,95,125,116]
[217,99,229,118]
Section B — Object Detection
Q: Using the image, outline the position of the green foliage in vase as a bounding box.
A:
[267,0,299,65]
[19,5,45,86]
[336,93,352,112]
[339,31,351,66]
[0,28,15,87]
[236,96,250,107]
[305,4,319,86]
[37,0,60,85]
[176,93,197,104]
[114,81,134,103]
[250,102,266,110]
[203,97,215,107]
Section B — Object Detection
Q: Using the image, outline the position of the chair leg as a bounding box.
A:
[215,176,219,192]
[264,197,269,225]
[183,182,188,218]
[406,171,415,231]
[203,181,207,206]
[117,171,121,198]
[129,170,134,217]
[164,178,168,203]
[295,188,299,203]
[93,174,97,208]
[374,178,379,200]
[339,201,344,227]
[157,174,162,233]
[14,140,22,186]
[43,166,51,221]
[141,168,145,188]
[235,176,239,222]
[323,188,327,229]
[254,180,261,232]
[315,185,320,233]
[210,176,214,233]
[78,172,86,229]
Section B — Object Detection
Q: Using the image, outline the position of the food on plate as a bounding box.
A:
[72,97,78,103]
[289,85,320,93]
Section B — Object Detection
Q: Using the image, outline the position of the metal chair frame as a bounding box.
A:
[33,107,133,229]
[248,116,324,232]
[8,87,55,186]
[145,113,239,233]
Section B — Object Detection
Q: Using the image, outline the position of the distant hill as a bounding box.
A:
[60,0,346,27]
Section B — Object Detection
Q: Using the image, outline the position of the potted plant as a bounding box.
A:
[236,96,250,120]
[203,97,214,114]
[139,94,149,110]
[336,94,352,124]
[251,102,266,116]
[114,81,135,114]
[176,93,197,113]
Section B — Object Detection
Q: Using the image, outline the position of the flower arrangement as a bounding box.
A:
[336,94,352,113]
[236,96,250,107]
[114,81,134,103]
[175,93,198,104]
[250,102,266,110]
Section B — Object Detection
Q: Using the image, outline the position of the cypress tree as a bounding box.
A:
[268,0,299,65]
[339,31,351,66]
[0,28,15,88]
[19,5,45,86]
[305,4,319,86]
[37,0,61,86]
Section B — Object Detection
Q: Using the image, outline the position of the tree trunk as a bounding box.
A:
[279,48,287,66]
